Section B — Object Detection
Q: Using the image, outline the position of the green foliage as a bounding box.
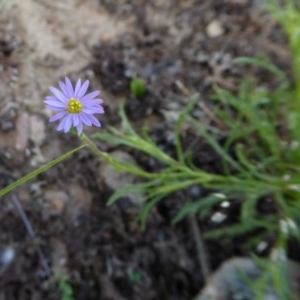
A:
[130,77,147,98]
[92,90,283,231]
[92,96,227,228]
[172,193,224,223]
[57,275,74,300]
[127,268,143,284]
[0,0,15,11]
[266,0,300,158]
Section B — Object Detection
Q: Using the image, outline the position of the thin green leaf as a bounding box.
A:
[107,181,158,206]
[137,196,164,230]
[0,145,86,198]
[175,94,199,164]
[234,56,287,80]
[188,117,244,172]
[173,195,222,223]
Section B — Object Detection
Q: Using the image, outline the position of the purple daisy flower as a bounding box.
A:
[45,77,104,135]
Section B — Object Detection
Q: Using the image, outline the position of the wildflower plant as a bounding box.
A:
[1,0,300,298]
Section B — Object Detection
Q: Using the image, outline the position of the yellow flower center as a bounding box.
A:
[67,98,83,114]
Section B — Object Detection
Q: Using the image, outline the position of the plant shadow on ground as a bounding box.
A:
[0,0,298,299]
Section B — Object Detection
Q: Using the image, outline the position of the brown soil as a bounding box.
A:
[0,0,293,299]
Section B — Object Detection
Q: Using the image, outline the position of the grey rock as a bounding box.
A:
[44,190,69,215]
[15,112,30,150]
[195,257,300,300]
[29,114,46,146]
[65,183,92,223]
[100,150,144,205]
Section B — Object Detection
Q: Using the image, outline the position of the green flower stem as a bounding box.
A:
[79,132,106,160]
[79,133,156,178]
[0,144,86,198]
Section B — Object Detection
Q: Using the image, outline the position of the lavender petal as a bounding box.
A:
[49,87,67,102]
[77,80,90,99]
[65,77,74,97]
[81,91,100,102]
[74,79,82,98]
[49,111,67,122]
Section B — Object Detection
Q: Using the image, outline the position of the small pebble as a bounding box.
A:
[189,185,203,199]
[29,115,46,146]
[210,212,226,223]
[0,247,15,267]
[206,20,224,38]
[213,193,227,200]
[220,201,230,208]
[256,241,268,253]
[44,190,69,214]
